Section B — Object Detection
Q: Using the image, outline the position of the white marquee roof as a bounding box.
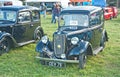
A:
[25,0,61,2]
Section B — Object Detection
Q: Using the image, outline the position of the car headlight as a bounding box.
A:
[71,37,79,45]
[41,36,48,44]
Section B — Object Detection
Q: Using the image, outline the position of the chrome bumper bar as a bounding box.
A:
[36,56,79,63]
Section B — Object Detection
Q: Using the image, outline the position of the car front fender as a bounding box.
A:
[0,31,11,41]
[68,40,92,57]
[35,40,53,53]
[0,31,17,45]
[36,41,45,52]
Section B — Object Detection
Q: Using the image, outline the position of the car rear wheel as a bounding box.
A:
[103,36,106,48]
[110,16,113,20]
[35,30,42,42]
[79,52,87,69]
[101,35,107,48]
[0,38,10,55]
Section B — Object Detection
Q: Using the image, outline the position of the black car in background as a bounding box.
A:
[0,6,44,55]
[36,6,108,69]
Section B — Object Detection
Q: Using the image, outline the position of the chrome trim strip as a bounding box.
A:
[67,23,103,36]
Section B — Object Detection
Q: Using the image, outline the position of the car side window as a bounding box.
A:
[90,12,101,26]
[32,10,40,21]
[18,11,31,23]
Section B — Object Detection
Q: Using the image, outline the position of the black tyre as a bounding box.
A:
[79,52,87,69]
[0,38,10,55]
[110,16,113,20]
[102,35,106,48]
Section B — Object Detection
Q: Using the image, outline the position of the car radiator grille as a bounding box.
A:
[54,34,66,58]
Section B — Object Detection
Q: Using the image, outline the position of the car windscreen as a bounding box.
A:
[59,14,88,27]
[0,10,17,23]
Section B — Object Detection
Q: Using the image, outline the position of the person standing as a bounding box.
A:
[68,2,73,7]
[51,3,61,24]
[41,3,47,18]
[51,3,56,23]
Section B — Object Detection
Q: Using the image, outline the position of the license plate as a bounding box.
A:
[44,61,66,68]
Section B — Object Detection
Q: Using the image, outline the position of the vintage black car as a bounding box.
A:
[36,6,108,69]
[0,6,44,54]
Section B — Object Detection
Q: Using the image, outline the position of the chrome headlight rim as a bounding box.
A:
[41,36,48,44]
[71,37,79,45]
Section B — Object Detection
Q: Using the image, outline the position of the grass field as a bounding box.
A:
[0,14,120,77]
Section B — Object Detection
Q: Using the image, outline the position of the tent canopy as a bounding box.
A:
[0,0,13,1]
[25,0,61,2]
[92,0,106,7]
[0,0,20,2]
[70,0,91,2]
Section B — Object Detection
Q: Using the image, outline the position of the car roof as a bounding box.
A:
[0,6,39,11]
[61,6,102,15]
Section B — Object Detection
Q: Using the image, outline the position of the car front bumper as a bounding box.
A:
[36,56,79,63]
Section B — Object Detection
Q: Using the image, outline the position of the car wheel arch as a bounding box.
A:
[68,42,93,58]
[100,30,108,47]
[0,34,17,48]
[34,26,44,40]
[86,45,93,55]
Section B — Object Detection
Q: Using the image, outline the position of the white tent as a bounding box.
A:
[0,0,15,1]
[25,0,61,2]
[0,0,12,6]
[25,0,70,8]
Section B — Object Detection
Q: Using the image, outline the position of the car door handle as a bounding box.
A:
[30,24,33,27]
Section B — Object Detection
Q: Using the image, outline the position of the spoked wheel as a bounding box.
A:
[35,30,42,42]
[79,52,87,69]
[0,38,10,55]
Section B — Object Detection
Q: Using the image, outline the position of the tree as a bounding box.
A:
[19,0,25,2]
[117,0,120,8]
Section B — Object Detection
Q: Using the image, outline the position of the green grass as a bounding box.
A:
[0,14,120,77]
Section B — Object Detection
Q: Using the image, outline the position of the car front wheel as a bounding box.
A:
[79,52,87,69]
[0,38,10,55]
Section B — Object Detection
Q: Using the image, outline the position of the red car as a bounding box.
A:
[104,6,118,20]
[111,7,118,18]
[104,7,113,20]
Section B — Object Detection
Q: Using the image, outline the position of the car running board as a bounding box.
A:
[93,47,103,55]
[18,40,35,46]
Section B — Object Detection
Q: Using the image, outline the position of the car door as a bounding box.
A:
[94,11,104,48]
[89,15,97,49]
[31,10,41,38]
[13,11,33,43]
[90,11,103,49]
